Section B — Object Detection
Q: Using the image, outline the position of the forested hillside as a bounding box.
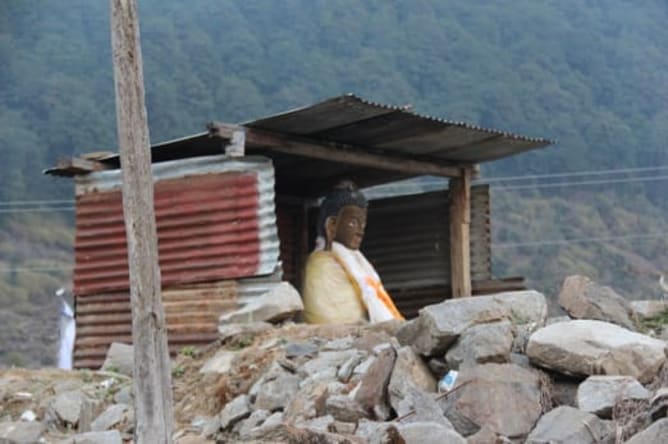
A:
[1,0,667,366]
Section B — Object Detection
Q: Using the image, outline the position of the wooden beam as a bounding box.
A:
[209,122,462,178]
[110,0,174,442]
[450,167,472,297]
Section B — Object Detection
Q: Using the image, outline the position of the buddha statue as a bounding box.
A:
[302,181,404,324]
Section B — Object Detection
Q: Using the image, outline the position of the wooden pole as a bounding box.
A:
[450,167,472,297]
[110,1,174,442]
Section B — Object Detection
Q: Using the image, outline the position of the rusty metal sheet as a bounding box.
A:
[73,156,279,296]
[73,281,237,369]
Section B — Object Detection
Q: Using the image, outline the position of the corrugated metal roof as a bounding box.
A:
[46,94,551,197]
[74,155,279,296]
[245,94,552,163]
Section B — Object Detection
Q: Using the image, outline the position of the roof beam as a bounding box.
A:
[208,122,463,178]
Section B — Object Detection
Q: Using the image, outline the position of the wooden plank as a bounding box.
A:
[209,122,463,178]
[450,168,472,297]
[110,0,174,441]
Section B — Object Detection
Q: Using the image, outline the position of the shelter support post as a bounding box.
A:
[450,167,472,297]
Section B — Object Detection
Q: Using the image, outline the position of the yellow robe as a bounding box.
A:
[302,250,368,324]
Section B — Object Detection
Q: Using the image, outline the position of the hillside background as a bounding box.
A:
[1,0,666,367]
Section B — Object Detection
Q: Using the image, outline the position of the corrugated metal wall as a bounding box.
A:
[363,186,491,318]
[74,281,237,368]
[72,155,280,368]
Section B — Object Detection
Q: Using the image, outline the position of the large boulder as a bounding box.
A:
[445,320,514,369]
[487,290,548,326]
[576,376,650,418]
[441,363,543,439]
[525,406,614,444]
[0,421,46,444]
[388,346,438,422]
[219,282,303,325]
[526,320,667,383]
[396,297,511,356]
[558,275,635,329]
[353,347,396,419]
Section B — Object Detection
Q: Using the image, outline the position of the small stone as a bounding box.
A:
[91,404,128,432]
[52,390,86,426]
[218,321,272,342]
[445,321,514,369]
[284,341,319,359]
[20,410,37,422]
[101,343,134,376]
[332,421,357,435]
[325,395,369,422]
[220,394,251,430]
[0,421,46,443]
[577,376,650,418]
[295,414,335,432]
[252,365,301,412]
[199,350,240,374]
[113,385,132,404]
[629,300,668,320]
[337,354,365,382]
[237,409,270,439]
[72,430,123,444]
[397,421,466,444]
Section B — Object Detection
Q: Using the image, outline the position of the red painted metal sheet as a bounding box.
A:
[74,172,261,296]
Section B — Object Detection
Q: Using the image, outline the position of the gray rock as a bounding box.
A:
[284,381,329,422]
[220,394,251,430]
[386,347,448,427]
[352,356,376,376]
[547,316,572,325]
[72,430,123,444]
[558,275,635,329]
[295,414,335,432]
[509,352,531,368]
[218,321,272,342]
[91,404,128,431]
[52,390,86,426]
[325,395,369,422]
[353,347,396,420]
[332,421,356,435]
[525,406,614,444]
[397,421,466,444]
[630,300,668,320]
[577,375,650,418]
[299,350,360,378]
[101,342,133,376]
[397,296,511,356]
[337,354,365,382]
[219,282,303,325]
[237,409,270,440]
[252,364,301,412]
[200,350,240,374]
[650,387,668,420]
[445,321,514,369]
[625,418,668,444]
[113,385,132,404]
[355,420,402,444]
[467,425,512,444]
[488,290,548,326]
[0,421,46,444]
[442,363,542,439]
[284,341,319,359]
[526,320,667,383]
[322,336,356,351]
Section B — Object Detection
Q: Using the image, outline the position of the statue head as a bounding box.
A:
[318,180,368,251]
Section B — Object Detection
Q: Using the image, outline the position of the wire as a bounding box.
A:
[481,165,668,182]
[0,207,75,214]
[495,174,668,191]
[0,199,74,207]
[493,233,668,249]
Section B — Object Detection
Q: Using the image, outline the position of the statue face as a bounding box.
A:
[332,205,367,250]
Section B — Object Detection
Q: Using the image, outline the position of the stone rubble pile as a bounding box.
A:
[1,276,667,443]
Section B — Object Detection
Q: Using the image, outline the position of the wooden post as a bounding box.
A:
[450,167,472,297]
[110,1,174,442]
